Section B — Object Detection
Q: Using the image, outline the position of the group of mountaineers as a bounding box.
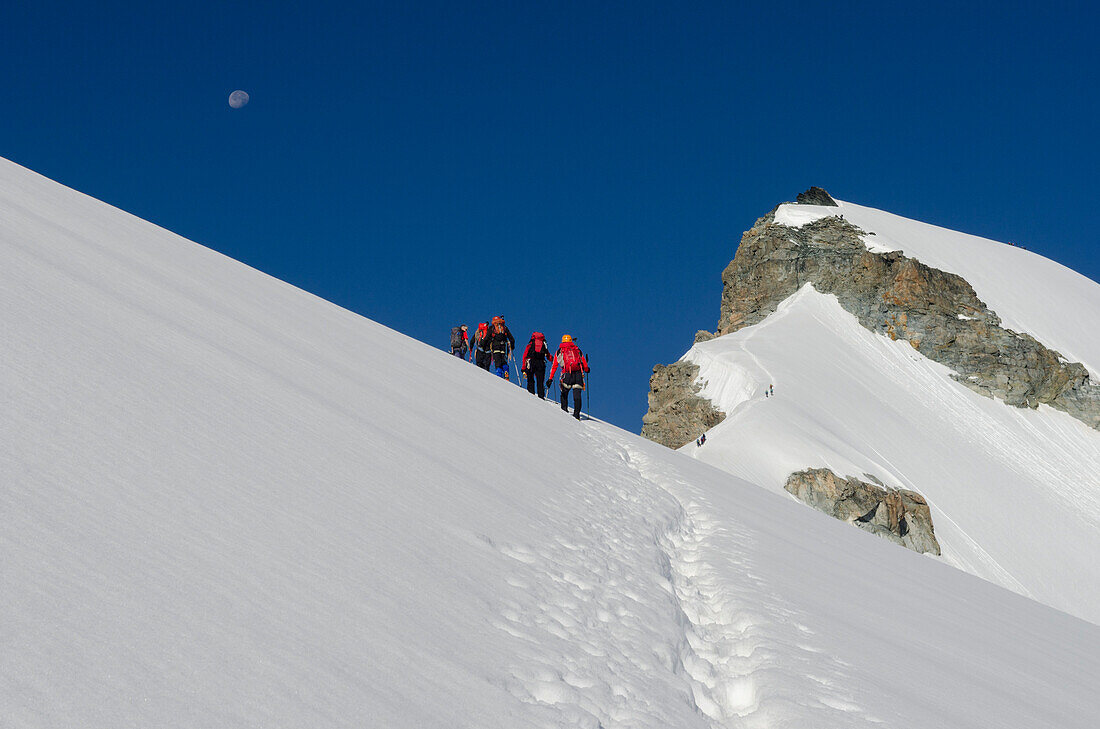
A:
[449,316,590,419]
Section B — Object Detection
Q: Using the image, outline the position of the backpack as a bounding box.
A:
[561,343,584,373]
[450,327,464,349]
[489,327,509,354]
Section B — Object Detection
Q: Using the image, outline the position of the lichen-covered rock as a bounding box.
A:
[716,207,1100,429]
[784,468,941,555]
[640,361,725,449]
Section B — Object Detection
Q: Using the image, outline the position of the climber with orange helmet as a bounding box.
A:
[486,315,515,379]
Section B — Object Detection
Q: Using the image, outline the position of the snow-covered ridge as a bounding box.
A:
[773,199,1100,377]
[771,203,843,229]
[4,156,1100,726]
[683,283,1100,623]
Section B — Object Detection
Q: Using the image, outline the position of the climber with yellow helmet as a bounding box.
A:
[547,334,590,419]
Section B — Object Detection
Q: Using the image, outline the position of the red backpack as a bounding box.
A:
[561,342,584,373]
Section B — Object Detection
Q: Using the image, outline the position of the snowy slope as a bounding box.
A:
[684,200,1100,625]
[685,286,1100,618]
[3,156,1100,727]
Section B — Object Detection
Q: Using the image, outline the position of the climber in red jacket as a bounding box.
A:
[521,332,553,399]
[547,335,589,419]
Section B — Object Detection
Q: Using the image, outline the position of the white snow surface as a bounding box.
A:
[773,200,1100,377]
[685,286,1100,623]
[3,156,1100,727]
[771,203,844,230]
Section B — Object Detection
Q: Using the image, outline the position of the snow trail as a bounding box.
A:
[609,437,883,728]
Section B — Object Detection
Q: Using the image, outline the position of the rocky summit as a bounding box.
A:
[642,188,1100,450]
[795,186,837,206]
[717,197,1100,428]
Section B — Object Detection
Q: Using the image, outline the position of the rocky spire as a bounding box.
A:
[795,186,837,206]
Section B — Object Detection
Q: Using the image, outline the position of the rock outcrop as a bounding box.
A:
[641,361,725,449]
[716,194,1100,428]
[795,186,837,206]
[784,468,941,555]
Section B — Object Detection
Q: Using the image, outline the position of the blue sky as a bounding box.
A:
[3,1,1097,432]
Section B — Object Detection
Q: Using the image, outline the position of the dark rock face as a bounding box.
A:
[717,211,1100,429]
[784,468,941,555]
[795,186,838,206]
[640,361,725,449]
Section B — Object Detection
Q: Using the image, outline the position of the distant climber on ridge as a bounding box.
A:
[521,331,552,399]
[547,335,589,419]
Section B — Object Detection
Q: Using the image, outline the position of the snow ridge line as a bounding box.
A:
[685,287,808,427]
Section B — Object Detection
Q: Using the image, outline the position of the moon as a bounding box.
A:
[228,90,250,109]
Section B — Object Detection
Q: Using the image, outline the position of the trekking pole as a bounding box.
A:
[584,372,589,419]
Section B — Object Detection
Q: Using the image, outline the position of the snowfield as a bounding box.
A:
[3,156,1100,727]
[684,285,1100,622]
[685,199,1100,626]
